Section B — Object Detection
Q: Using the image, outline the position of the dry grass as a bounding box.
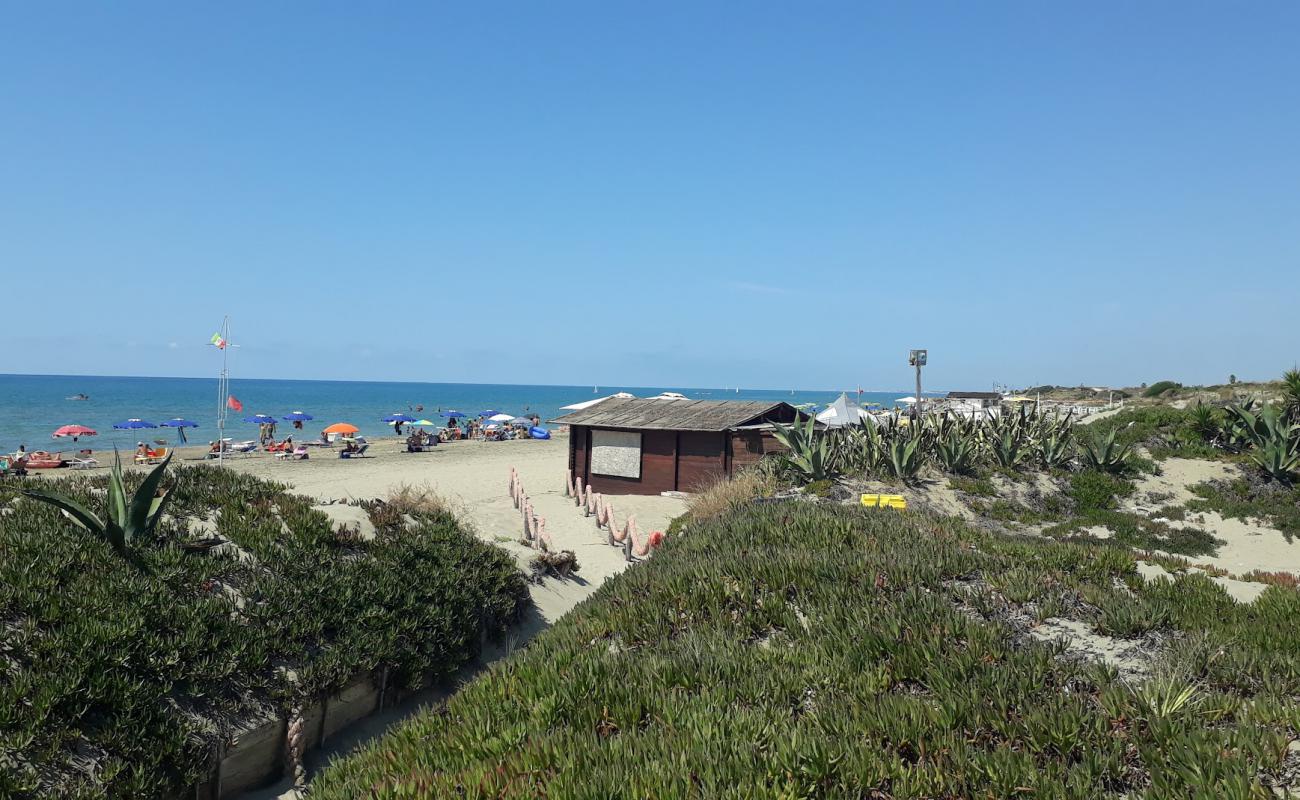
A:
[385,482,475,531]
[686,468,779,524]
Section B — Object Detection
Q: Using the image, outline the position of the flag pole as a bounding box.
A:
[216,316,230,463]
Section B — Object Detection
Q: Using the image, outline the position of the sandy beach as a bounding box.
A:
[35,433,687,625]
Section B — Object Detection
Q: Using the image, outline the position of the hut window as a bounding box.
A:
[590,430,641,479]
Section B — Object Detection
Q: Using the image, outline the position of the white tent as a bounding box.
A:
[647,391,688,400]
[816,393,874,428]
[559,392,636,411]
[895,396,918,405]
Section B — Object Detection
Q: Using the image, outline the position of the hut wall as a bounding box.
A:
[729,430,785,472]
[584,428,677,495]
[676,432,726,491]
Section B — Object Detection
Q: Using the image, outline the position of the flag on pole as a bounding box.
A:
[210,332,227,349]
[227,395,243,412]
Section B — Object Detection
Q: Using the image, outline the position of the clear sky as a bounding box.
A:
[2,3,1297,392]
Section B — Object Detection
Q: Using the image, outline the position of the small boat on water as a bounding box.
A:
[66,394,90,401]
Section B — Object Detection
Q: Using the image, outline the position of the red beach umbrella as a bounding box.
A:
[53,424,98,439]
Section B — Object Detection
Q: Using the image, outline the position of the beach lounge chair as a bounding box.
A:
[339,444,368,459]
[135,447,167,465]
[27,451,65,469]
[69,449,99,469]
[290,446,309,460]
[231,441,258,455]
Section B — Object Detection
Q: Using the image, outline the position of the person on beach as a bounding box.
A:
[394,420,404,436]
[136,442,148,459]
[13,445,27,464]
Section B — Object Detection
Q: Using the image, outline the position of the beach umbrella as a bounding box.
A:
[477,409,500,418]
[113,419,157,430]
[487,413,515,423]
[283,411,314,421]
[160,418,199,444]
[441,411,466,419]
[895,397,918,405]
[323,422,359,435]
[244,414,278,425]
[383,413,417,423]
[410,419,437,427]
[52,424,97,439]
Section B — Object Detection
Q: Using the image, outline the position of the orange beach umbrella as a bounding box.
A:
[322,422,359,435]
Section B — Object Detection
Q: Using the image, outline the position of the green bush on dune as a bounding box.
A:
[310,502,1300,799]
[0,466,529,799]
[1142,380,1182,397]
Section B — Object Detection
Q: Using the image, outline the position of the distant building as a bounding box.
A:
[550,398,806,495]
[946,391,1003,412]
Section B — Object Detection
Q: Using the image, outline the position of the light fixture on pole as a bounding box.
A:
[908,349,927,417]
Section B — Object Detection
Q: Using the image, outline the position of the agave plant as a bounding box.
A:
[1282,368,1300,424]
[1078,428,1132,474]
[1249,438,1300,483]
[1186,401,1221,444]
[935,429,977,474]
[991,428,1027,469]
[887,432,925,482]
[22,450,174,560]
[770,414,838,484]
[1224,402,1296,452]
[1037,427,1074,470]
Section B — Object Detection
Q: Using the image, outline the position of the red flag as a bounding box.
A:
[227,395,243,412]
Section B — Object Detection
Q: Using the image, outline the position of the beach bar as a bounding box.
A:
[551,398,805,495]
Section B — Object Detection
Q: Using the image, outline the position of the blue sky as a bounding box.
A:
[1,2,1297,391]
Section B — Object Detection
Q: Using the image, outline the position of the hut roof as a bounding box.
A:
[946,391,1002,400]
[550,398,798,432]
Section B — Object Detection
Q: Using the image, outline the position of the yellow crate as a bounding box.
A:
[860,493,907,510]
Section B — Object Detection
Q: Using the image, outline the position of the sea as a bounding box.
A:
[0,374,920,451]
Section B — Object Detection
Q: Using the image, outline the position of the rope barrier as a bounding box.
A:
[507,467,666,560]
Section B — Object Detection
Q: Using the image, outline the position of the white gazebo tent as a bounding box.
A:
[816,393,874,428]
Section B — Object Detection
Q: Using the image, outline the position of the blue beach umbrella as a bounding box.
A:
[244,414,277,425]
[477,409,500,418]
[113,419,157,430]
[440,411,466,419]
[283,411,314,422]
[382,413,417,423]
[160,418,199,444]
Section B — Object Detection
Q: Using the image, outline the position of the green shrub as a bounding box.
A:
[1068,470,1132,512]
[804,478,833,497]
[1143,380,1182,397]
[0,466,529,798]
[309,503,1300,799]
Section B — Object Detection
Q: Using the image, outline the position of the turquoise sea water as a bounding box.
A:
[0,374,919,451]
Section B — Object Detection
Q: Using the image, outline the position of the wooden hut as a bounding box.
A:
[550,398,805,496]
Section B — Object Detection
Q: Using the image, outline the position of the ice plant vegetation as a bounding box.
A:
[309,502,1300,798]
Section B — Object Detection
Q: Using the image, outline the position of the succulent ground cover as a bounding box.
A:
[0,465,529,799]
[309,502,1300,799]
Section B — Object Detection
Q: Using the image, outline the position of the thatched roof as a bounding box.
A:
[947,391,1002,400]
[549,398,799,432]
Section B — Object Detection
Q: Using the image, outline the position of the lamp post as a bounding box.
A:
[908,349,927,418]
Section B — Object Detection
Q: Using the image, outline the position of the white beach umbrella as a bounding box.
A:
[487,413,515,423]
[895,397,918,404]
